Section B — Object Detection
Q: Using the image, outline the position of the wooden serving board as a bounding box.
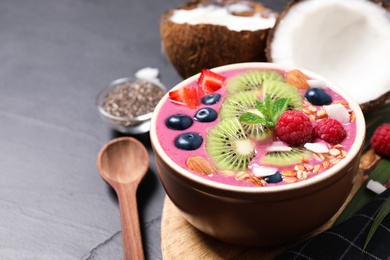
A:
[161,169,365,259]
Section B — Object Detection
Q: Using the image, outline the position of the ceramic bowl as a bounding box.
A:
[96,77,166,134]
[150,63,365,246]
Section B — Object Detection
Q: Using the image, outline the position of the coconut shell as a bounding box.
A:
[160,0,278,79]
[266,0,390,61]
[266,0,390,114]
[265,0,302,62]
[360,91,390,114]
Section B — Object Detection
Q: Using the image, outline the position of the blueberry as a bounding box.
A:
[264,172,283,184]
[166,114,193,130]
[305,88,332,106]
[194,107,218,122]
[174,132,203,150]
[201,93,221,105]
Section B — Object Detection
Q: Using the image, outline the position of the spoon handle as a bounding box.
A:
[117,183,145,260]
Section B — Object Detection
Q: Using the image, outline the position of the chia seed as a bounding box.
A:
[102,79,165,125]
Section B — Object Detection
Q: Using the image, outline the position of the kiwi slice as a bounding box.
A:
[206,118,255,171]
[263,80,304,110]
[219,91,272,140]
[260,148,312,166]
[225,70,284,94]
[220,91,259,119]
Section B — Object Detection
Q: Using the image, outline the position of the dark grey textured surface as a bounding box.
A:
[0,1,285,259]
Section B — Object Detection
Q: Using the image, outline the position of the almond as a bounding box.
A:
[285,69,310,89]
[186,156,217,175]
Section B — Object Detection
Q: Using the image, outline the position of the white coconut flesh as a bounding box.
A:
[169,3,277,32]
[269,0,390,105]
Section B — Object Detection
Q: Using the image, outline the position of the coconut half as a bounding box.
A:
[267,0,390,113]
[160,0,278,78]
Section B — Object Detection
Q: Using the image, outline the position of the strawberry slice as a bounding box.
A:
[168,88,186,105]
[198,69,225,94]
[169,85,200,109]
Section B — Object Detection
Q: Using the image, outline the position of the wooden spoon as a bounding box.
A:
[97,137,149,260]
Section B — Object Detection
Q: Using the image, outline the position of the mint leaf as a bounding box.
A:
[265,120,275,128]
[255,100,267,117]
[241,96,290,128]
[240,112,267,125]
[272,98,290,122]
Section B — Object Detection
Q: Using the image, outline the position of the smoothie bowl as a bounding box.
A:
[150,62,365,246]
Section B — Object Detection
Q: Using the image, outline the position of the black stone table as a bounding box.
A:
[0,1,284,259]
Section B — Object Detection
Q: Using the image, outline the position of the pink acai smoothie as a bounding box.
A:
[155,68,357,188]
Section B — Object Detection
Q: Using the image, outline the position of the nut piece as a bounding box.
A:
[329,148,341,156]
[385,178,390,189]
[285,69,310,89]
[323,160,331,169]
[281,169,297,177]
[236,171,250,181]
[316,109,327,119]
[313,165,321,174]
[220,170,236,177]
[283,176,299,183]
[251,177,267,186]
[186,156,217,175]
[297,170,308,180]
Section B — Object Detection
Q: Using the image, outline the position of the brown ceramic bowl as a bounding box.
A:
[150,63,365,246]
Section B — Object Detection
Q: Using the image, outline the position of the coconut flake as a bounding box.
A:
[267,141,292,152]
[170,5,276,32]
[366,180,386,194]
[227,3,252,14]
[135,67,164,88]
[304,142,329,153]
[323,103,350,124]
[307,79,326,89]
[135,67,159,80]
[250,164,278,177]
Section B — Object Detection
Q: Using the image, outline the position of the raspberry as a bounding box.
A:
[314,118,346,144]
[370,123,390,157]
[275,110,313,146]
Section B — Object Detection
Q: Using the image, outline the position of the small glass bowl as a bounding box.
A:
[96,77,166,134]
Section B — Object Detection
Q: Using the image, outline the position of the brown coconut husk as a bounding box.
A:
[160,0,278,79]
[360,92,390,114]
[266,0,390,114]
